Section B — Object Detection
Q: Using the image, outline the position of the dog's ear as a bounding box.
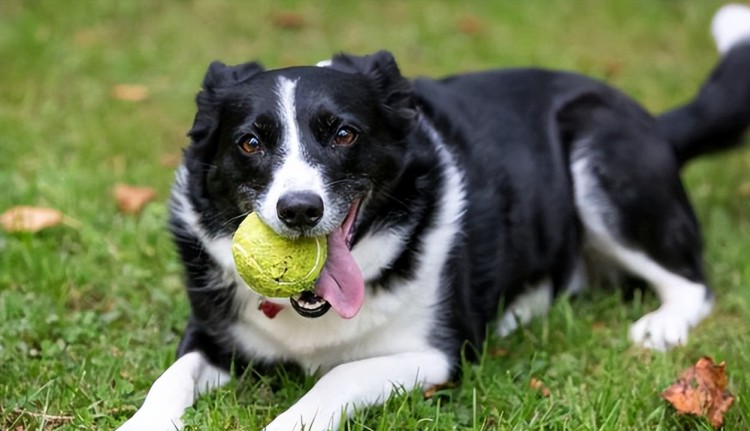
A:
[184,61,265,200]
[187,60,264,143]
[331,51,417,136]
[201,61,265,93]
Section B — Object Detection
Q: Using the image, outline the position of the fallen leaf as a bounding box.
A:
[490,347,509,357]
[113,184,157,215]
[530,377,551,397]
[111,84,149,102]
[661,356,734,428]
[738,182,750,198]
[603,60,623,81]
[457,14,484,35]
[423,381,456,399]
[159,153,181,168]
[0,206,64,233]
[591,321,608,332]
[271,11,305,29]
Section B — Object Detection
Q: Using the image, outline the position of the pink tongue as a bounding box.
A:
[315,229,364,319]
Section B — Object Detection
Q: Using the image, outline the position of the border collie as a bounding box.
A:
[118,6,750,431]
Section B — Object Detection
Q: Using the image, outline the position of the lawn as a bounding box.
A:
[1,0,748,430]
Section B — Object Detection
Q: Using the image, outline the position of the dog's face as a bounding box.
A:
[181,51,417,318]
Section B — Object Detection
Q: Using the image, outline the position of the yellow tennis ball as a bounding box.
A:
[231,213,327,298]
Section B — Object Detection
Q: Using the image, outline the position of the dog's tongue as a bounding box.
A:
[315,229,364,319]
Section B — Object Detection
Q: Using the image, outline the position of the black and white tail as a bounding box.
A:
[658,4,750,164]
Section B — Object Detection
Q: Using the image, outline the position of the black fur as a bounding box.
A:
[171,45,750,377]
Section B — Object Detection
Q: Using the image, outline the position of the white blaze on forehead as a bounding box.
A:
[258,77,327,230]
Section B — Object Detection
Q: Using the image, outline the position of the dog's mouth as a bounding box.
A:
[289,200,364,319]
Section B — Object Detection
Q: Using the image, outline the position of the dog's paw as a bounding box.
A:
[116,412,183,431]
[264,408,338,431]
[629,308,691,351]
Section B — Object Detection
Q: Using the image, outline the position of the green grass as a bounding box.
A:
[1,0,748,429]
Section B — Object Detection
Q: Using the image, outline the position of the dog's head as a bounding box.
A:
[182,51,417,319]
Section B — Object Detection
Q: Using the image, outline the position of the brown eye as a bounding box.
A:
[237,134,262,154]
[333,126,358,147]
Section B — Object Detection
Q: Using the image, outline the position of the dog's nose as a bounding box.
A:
[277,191,324,228]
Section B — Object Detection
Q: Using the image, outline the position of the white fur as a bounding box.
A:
[496,278,553,337]
[157,119,466,428]
[116,352,230,431]
[258,78,329,236]
[571,154,712,351]
[264,350,450,431]
[712,4,750,55]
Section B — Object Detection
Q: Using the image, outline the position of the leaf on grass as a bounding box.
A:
[490,347,509,357]
[113,184,157,215]
[530,377,551,397]
[457,14,484,35]
[661,356,734,428]
[423,381,456,399]
[738,182,750,198]
[271,11,305,29]
[0,206,64,233]
[111,84,149,102]
[159,153,181,168]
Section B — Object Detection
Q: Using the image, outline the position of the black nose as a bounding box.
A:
[276,191,324,228]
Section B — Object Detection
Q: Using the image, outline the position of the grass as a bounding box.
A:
[1,0,748,429]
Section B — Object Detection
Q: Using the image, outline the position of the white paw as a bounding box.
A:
[629,307,692,351]
[116,411,183,431]
[264,410,337,431]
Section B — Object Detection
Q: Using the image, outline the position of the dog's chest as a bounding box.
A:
[229,276,438,373]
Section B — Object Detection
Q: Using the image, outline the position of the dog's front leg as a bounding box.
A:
[117,351,231,431]
[264,349,452,431]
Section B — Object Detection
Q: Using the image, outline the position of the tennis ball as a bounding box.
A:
[231,213,327,298]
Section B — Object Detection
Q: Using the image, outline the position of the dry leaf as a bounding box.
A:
[603,60,623,81]
[111,84,149,102]
[423,381,456,399]
[0,206,64,233]
[457,14,484,35]
[113,184,157,215]
[661,356,734,428]
[738,182,750,198]
[530,377,551,397]
[490,347,509,357]
[159,153,181,168]
[271,11,305,29]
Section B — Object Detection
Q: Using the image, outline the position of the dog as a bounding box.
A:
[117,5,750,430]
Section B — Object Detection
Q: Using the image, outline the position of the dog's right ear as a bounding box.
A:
[329,51,417,138]
[201,61,265,93]
[187,60,264,143]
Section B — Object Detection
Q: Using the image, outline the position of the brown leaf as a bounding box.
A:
[490,347,509,357]
[423,381,456,399]
[159,153,181,168]
[0,206,64,233]
[457,14,484,35]
[113,184,157,215]
[530,377,551,397]
[738,182,750,198]
[661,356,734,428]
[111,84,149,102]
[271,11,305,30]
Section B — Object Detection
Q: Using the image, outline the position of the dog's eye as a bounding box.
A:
[237,134,262,155]
[333,126,358,147]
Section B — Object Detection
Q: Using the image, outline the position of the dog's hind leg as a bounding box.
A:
[567,127,712,350]
[496,278,553,337]
[558,88,714,351]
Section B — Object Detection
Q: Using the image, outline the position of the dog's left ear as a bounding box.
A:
[331,51,417,136]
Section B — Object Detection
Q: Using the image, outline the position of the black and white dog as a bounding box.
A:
[118,6,750,431]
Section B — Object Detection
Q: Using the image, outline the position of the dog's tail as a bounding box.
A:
[657,4,750,165]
